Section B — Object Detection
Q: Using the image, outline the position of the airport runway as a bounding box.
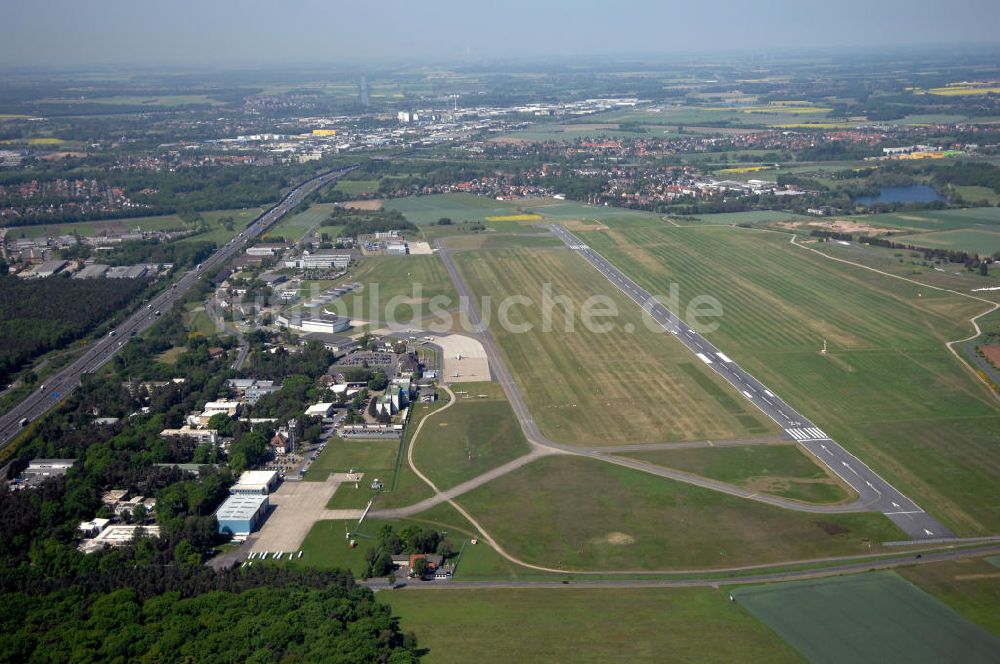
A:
[548,224,952,541]
[0,165,358,449]
[430,241,878,518]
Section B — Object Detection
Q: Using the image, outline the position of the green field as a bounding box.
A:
[412,382,532,490]
[302,436,402,508]
[294,503,470,574]
[892,228,1000,255]
[952,185,1000,206]
[334,179,379,196]
[456,455,902,571]
[900,557,1000,638]
[322,254,457,325]
[620,444,854,504]
[382,587,804,664]
[454,246,776,445]
[670,210,807,226]
[814,240,1000,299]
[294,520,378,574]
[583,225,1000,534]
[385,193,520,226]
[589,105,836,129]
[262,203,337,242]
[733,572,1000,664]
[182,303,218,336]
[176,208,266,245]
[517,198,662,227]
[440,233,565,251]
[863,206,1000,232]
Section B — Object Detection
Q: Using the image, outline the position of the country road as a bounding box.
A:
[366,543,1000,591]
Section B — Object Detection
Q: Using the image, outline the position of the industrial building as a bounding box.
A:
[73,263,110,279]
[29,260,68,278]
[283,251,351,270]
[215,494,269,537]
[246,243,286,257]
[276,313,351,335]
[79,525,161,554]
[305,402,335,419]
[385,240,408,256]
[230,470,280,495]
[160,427,219,445]
[106,265,149,279]
[227,378,281,405]
[19,459,77,485]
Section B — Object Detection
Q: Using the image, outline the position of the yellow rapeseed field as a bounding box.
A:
[717,165,773,175]
[485,213,543,222]
[911,82,1000,96]
[0,137,65,145]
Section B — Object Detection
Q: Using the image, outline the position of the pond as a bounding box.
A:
[856,185,944,205]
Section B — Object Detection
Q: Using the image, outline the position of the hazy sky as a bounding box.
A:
[4,0,1000,67]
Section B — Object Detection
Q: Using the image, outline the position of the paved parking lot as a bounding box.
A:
[426,333,491,383]
[248,473,365,555]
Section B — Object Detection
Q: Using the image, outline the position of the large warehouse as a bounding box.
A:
[215,494,269,537]
[230,470,280,495]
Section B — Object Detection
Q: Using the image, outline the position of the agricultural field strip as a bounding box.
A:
[374,240,896,518]
[733,572,1000,663]
[548,224,952,541]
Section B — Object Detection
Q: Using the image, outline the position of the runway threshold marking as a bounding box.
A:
[785,427,828,441]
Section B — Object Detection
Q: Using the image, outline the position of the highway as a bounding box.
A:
[547,224,952,541]
[0,164,358,449]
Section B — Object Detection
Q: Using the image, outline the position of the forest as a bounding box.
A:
[0,570,421,662]
[0,275,149,385]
